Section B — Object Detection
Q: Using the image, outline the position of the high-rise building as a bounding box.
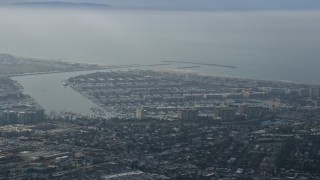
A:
[136,107,147,120]
[240,105,262,120]
[178,109,198,121]
[1,109,45,125]
[2,111,18,124]
[18,111,37,124]
[36,109,45,122]
[214,107,236,121]
[310,86,320,98]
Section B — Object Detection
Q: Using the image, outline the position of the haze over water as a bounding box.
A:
[1,7,320,84]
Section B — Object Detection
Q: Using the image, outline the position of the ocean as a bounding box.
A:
[1,7,320,84]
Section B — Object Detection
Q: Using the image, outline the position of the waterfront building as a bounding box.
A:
[2,110,18,124]
[1,109,44,125]
[18,111,36,124]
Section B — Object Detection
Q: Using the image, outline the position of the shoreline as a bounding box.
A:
[8,67,110,78]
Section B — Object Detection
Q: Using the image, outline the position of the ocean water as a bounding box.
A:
[1,7,320,84]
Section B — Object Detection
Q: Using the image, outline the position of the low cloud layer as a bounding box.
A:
[1,0,320,10]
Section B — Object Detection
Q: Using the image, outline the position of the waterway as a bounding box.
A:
[12,70,105,116]
[12,67,168,116]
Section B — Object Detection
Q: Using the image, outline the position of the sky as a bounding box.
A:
[1,0,320,10]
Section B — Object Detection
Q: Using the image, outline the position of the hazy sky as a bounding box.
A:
[1,3,320,84]
[1,0,320,10]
